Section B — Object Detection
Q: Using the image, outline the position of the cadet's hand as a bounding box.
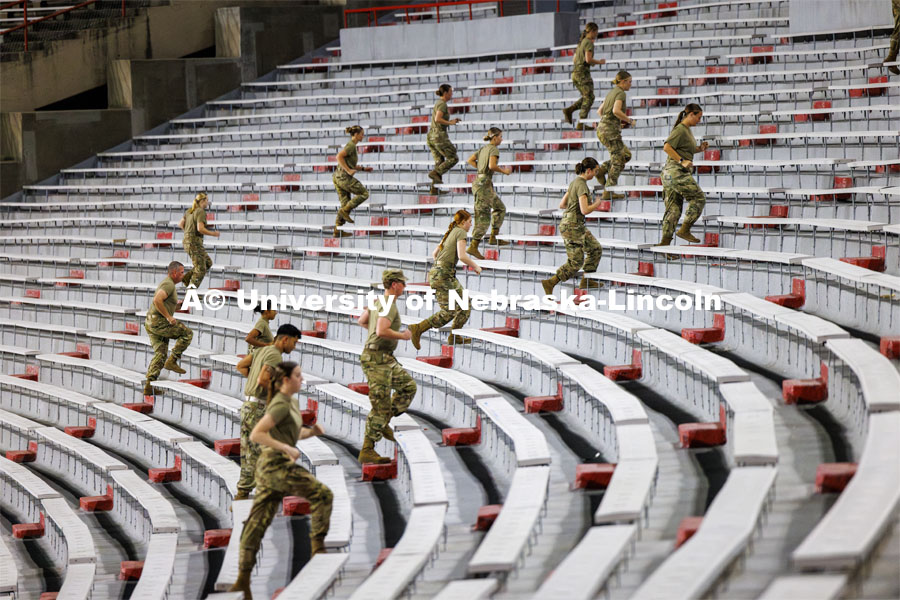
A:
[348,169,357,176]
[452,118,461,125]
[167,316,177,325]
[401,329,412,341]
[503,167,513,175]
[283,444,301,462]
[680,158,693,170]
[598,58,606,65]
[474,265,483,275]
[699,141,709,152]
[311,423,326,437]
[366,167,374,172]
[629,118,636,127]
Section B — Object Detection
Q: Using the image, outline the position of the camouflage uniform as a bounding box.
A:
[182,207,212,288]
[570,37,596,120]
[597,87,632,187]
[238,392,333,571]
[471,144,506,241]
[888,0,900,68]
[555,177,602,282]
[333,140,369,219]
[425,226,471,329]
[660,123,705,239]
[144,276,193,384]
[427,98,459,177]
[360,296,417,443]
[237,344,283,496]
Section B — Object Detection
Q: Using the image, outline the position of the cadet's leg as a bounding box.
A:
[680,177,707,232]
[487,190,507,246]
[236,486,282,573]
[144,326,169,389]
[576,79,595,127]
[236,400,264,498]
[388,358,417,417]
[189,246,211,288]
[471,188,491,241]
[886,0,899,73]
[427,138,443,172]
[448,277,471,329]
[284,464,334,553]
[436,139,458,175]
[359,352,392,464]
[579,230,603,289]
[168,321,193,363]
[345,178,370,212]
[660,188,684,243]
[606,135,632,187]
[554,225,585,283]
[426,277,455,329]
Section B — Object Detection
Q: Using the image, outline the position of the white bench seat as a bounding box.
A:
[557,364,648,426]
[0,454,61,500]
[130,532,179,600]
[276,553,350,599]
[824,339,900,412]
[0,373,99,411]
[0,344,40,358]
[759,574,847,599]
[86,331,215,360]
[792,412,900,570]
[432,578,499,600]
[0,532,17,594]
[215,499,253,591]
[313,464,351,549]
[637,329,750,383]
[297,436,338,467]
[109,469,180,534]
[719,381,778,466]
[633,466,777,599]
[0,318,86,337]
[41,496,97,564]
[151,380,243,413]
[713,216,887,232]
[455,328,579,369]
[176,440,240,499]
[35,425,128,473]
[475,397,550,467]
[534,524,636,600]
[721,292,794,321]
[395,429,448,506]
[316,383,419,431]
[399,356,499,400]
[594,455,658,524]
[772,312,849,343]
[56,562,96,600]
[348,503,447,600]
[468,465,550,574]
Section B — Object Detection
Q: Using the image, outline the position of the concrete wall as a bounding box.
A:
[340,11,580,62]
[108,58,241,136]
[0,110,132,199]
[789,0,892,35]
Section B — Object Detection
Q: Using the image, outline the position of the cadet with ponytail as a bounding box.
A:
[427,84,461,194]
[178,191,219,288]
[408,209,482,349]
[595,70,635,202]
[658,104,710,246]
[465,127,512,259]
[542,158,605,295]
[563,22,606,130]
[230,361,333,597]
[332,125,372,237]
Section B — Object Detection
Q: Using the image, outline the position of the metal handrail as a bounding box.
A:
[0,0,126,51]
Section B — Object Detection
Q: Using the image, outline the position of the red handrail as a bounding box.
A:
[344,0,513,29]
[0,0,126,50]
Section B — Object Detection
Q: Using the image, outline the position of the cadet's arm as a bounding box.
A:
[198,222,220,237]
[612,99,634,125]
[432,244,440,260]
[152,289,174,323]
[236,353,253,377]
[178,217,185,230]
[250,414,325,460]
[694,141,709,154]
[457,239,482,273]
[579,193,603,216]
[245,328,270,348]
[664,143,693,168]
[489,155,512,176]
[357,310,369,328]
[559,191,569,210]
[336,148,355,176]
[466,152,478,169]
[435,109,459,126]
[376,316,410,340]
[585,49,606,67]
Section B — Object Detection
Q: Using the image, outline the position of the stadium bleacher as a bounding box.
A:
[0,0,898,598]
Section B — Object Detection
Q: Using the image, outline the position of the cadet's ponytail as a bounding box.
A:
[574,157,599,175]
[580,22,599,42]
[436,83,452,97]
[612,70,632,86]
[266,361,300,404]
[483,127,502,142]
[345,125,363,136]
[672,103,702,131]
[437,209,471,253]
[187,192,207,215]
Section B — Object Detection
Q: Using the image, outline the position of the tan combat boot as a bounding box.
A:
[428,170,442,185]
[579,277,603,290]
[541,275,559,296]
[143,380,154,396]
[675,225,700,244]
[562,105,576,125]
[163,356,186,374]
[467,239,485,260]
[381,424,395,442]
[488,228,509,246]
[601,190,624,201]
[358,438,391,465]
[408,319,431,351]
[575,122,595,131]
[310,535,327,556]
[337,207,354,224]
[447,333,472,345]
[596,163,608,187]
[228,569,253,599]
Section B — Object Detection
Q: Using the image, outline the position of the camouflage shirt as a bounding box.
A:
[147,276,178,320]
[665,123,697,164]
[475,144,500,181]
[265,391,304,447]
[561,177,591,227]
[573,37,594,79]
[365,295,401,353]
[431,99,449,134]
[600,87,626,124]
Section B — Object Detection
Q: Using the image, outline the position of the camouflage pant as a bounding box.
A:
[427,133,459,177]
[183,241,212,288]
[890,0,899,59]
[144,315,193,383]
[555,222,602,282]
[333,174,370,213]
[237,399,267,496]
[597,121,632,187]
[471,179,506,240]
[661,163,706,239]
[571,72,595,119]
[426,265,470,329]
[360,349,416,443]
[238,450,333,571]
